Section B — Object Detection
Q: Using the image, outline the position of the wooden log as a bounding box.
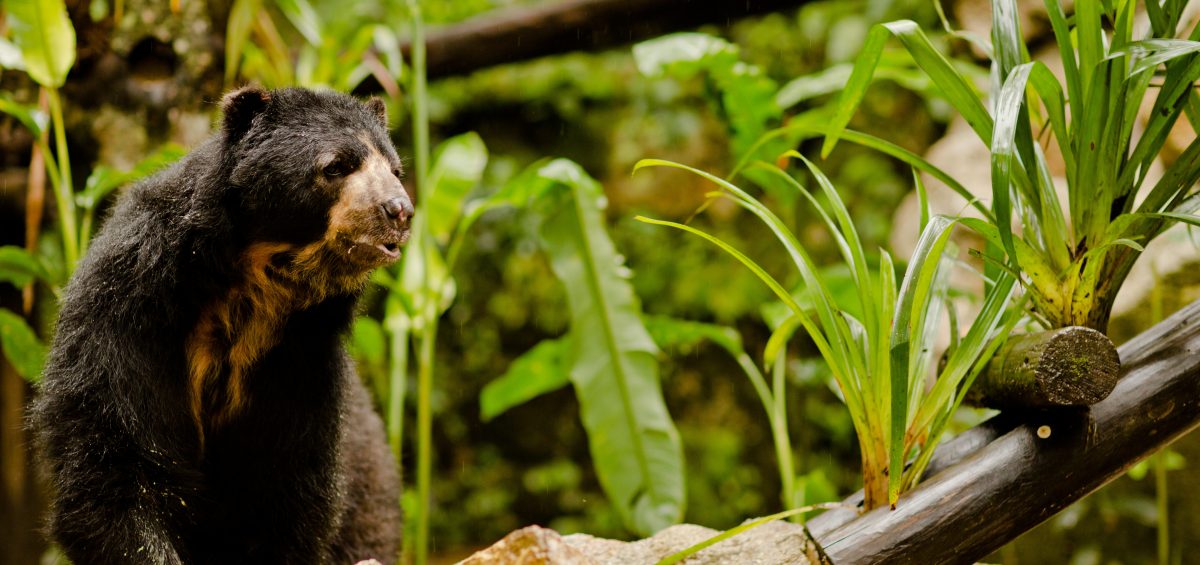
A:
[402,0,815,78]
[963,326,1121,409]
[803,299,1200,564]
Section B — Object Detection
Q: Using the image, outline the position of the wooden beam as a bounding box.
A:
[804,299,1200,563]
[405,0,815,78]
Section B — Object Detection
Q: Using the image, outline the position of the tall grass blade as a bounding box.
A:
[888,215,956,505]
[823,20,993,158]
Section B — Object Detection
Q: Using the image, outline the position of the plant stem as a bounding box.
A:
[46,88,78,267]
[407,0,429,198]
[404,1,432,563]
[1151,271,1168,565]
[771,353,795,511]
[732,351,794,510]
[1155,452,1169,565]
[386,311,410,468]
[387,314,410,565]
[415,313,437,565]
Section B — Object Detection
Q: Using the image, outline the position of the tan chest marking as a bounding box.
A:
[186,242,299,441]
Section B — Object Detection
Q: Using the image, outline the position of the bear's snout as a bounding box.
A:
[381,195,414,230]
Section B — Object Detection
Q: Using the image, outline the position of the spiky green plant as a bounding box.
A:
[823,0,1200,332]
[636,155,1023,510]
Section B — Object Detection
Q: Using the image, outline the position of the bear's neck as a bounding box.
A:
[184,241,357,444]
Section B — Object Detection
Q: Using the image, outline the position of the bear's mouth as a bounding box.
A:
[369,228,409,262]
[375,242,401,259]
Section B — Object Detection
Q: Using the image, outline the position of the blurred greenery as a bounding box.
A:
[4,0,1200,563]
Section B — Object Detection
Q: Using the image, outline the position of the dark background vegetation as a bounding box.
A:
[2,0,1198,563]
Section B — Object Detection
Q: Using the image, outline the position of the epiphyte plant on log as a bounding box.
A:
[635,155,1024,511]
[824,0,1200,332]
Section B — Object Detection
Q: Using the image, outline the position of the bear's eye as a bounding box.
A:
[323,160,351,178]
[391,167,402,179]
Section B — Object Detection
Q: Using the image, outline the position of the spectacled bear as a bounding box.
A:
[31,87,411,564]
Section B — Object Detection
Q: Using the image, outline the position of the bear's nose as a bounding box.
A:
[381,196,413,228]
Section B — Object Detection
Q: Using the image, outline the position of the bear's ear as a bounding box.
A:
[365,97,388,128]
[221,86,271,139]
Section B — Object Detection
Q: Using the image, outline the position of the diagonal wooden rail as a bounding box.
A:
[804,299,1200,563]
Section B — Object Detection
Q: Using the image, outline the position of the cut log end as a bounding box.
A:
[1038,326,1121,404]
[966,326,1120,409]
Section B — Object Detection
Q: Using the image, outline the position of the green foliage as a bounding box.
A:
[633,33,792,202]
[824,0,1200,331]
[0,94,47,134]
[0,5,181,392]
[78,144,187,248]
[0,246,48,289]
[426,132,488,243]
[479,338,568,422]
[634,33,779,155]
[520,159,685,535]
[0,308,45,382]
[2,0,75,87]
[643,315,797,510]
[636,156,1021,509]
[226,0,404,93]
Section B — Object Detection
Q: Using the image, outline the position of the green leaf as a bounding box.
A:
[888,215,957,505]
[642,315,742,355]
[990,0,1027,80]
[738,121,994,222]
[990,62,1037,263]
[0,245,48,288]
[764,313,803,368]
[535,160,684,536]
[425,132,488,244]
[0,93,48,136]
[775,60,937,110]
[1043,0,1082,130]
[632,32,737,77]
[77,143,186,210]
[275,0,323,46]
[0,308,45,383]
[634,32,779,166]
[823,20,991,158]
[1075,0,1105,92]
[225,0,263,84]
[350,316,387,367]
[0,37,25,70]
[397,224,455,325]
[479,338,570,422]
[3,0,76,87]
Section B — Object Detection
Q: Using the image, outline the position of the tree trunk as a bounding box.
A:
[399,0,816,79]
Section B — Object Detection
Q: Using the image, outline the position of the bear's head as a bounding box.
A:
[218,86,413,294]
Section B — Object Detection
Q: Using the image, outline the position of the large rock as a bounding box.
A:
[459,521,817,564]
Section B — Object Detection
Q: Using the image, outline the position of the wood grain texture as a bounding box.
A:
[965,326,1120,408]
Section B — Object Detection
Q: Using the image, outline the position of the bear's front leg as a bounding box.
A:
[42,416,198,565]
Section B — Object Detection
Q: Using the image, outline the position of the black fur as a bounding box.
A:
[31,88,407,564]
